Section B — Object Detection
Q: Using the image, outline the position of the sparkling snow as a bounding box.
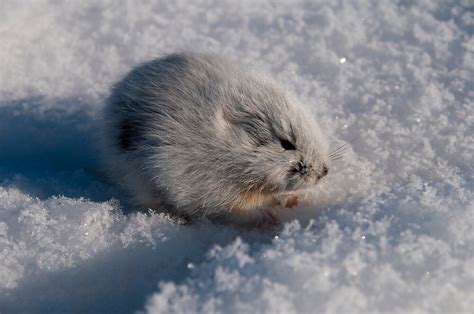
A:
[0,0,473,313]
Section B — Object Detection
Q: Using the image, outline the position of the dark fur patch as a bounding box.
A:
[118,119,140,151]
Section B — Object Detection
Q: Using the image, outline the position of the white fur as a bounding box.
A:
[102,53,329,225]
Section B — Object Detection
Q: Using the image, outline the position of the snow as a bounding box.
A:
[0,0,473,313]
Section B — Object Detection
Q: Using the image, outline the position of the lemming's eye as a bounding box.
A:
[280,138,296,150]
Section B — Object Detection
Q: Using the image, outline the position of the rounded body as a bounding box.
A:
[103,53,329,224]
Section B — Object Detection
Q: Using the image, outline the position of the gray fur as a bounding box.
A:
[102,53,329,224]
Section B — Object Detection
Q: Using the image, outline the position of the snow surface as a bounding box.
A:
[0,0,473,313]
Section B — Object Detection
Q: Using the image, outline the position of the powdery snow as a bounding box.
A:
[0,0,473,313]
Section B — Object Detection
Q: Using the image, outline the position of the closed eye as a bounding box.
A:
[280,138,296,150]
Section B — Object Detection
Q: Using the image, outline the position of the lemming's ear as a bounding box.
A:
[223,109,273,146]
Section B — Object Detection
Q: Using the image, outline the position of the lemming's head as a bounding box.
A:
[213,73,329,194]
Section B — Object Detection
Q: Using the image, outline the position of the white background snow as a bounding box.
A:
[0,0,473,313]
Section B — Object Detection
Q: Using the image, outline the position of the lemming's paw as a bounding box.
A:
[283,194,300,208]
[271,193,302,209]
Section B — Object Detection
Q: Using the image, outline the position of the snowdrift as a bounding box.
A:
[0,1,472,313]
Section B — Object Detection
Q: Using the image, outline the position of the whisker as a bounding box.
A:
[329,136,359,152]
[330,155,344,161]
[328,136,359,160]
[328,147,350,158]
[328,142,350,155]
[329,150,345,157]
[328,151,350,160]
[330,154,352,161]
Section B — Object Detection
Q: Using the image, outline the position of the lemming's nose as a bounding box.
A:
[322,165,328,176]
[317,165,329,179]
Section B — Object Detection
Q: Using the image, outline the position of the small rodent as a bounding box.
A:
[103,53,329,226]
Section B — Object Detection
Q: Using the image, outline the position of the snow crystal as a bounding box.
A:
[0,0,472,313]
